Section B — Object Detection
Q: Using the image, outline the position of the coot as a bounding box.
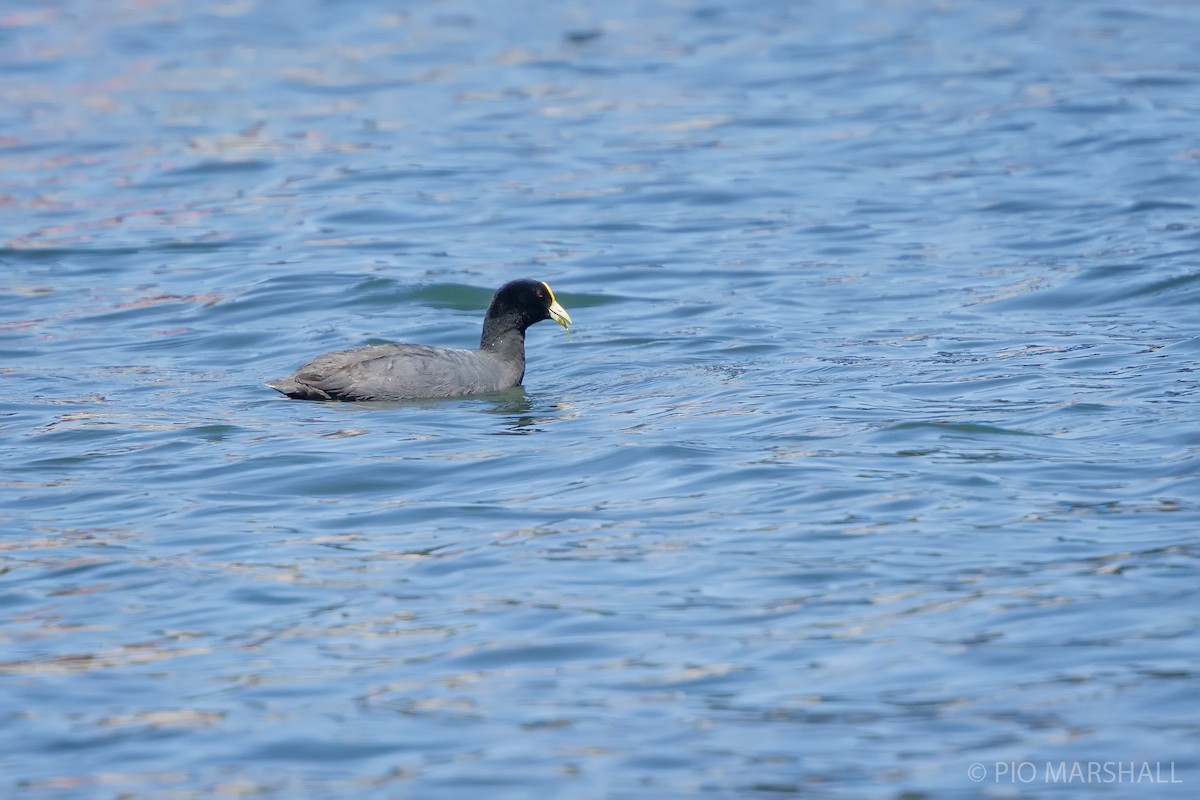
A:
[266,279,571,401]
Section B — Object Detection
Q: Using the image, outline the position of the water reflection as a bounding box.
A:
[480,391,576,435]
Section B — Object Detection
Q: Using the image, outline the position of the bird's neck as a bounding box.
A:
[480,325,526,357]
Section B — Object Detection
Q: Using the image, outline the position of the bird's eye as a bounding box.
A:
[536,290,544,299]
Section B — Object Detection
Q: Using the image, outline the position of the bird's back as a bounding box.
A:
[266,343,524,401]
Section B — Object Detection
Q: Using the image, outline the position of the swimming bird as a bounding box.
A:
[266,279,571,401]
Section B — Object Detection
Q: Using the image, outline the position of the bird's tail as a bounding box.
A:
[265,378,331,401]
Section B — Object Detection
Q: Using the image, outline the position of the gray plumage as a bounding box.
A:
[266,279,571,402]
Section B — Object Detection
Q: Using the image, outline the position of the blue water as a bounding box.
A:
[2,1,1198,797]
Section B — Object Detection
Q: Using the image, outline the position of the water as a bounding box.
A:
[2,1,1198,797]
